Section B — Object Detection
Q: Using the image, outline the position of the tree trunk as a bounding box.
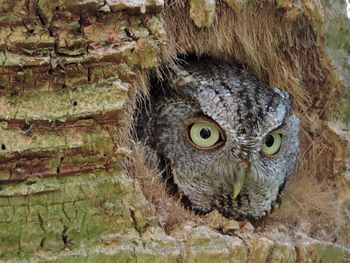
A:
[0,0,349,262]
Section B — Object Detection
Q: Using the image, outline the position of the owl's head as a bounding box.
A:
[151,60,300,219]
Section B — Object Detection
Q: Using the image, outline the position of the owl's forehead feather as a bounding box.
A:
[176,62,292,138]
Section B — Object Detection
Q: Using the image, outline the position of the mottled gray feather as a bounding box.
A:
[138,58,300,220]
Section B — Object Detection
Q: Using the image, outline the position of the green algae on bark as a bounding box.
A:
[0,79,129,122]
[0,0,350,262]
[0,0,164,259]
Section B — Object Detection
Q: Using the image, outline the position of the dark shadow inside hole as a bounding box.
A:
[1,144,6,150]
[73,101,78,106]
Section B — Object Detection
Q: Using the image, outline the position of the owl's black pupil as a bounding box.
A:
[200,128,211,139]
[265,135,274,147]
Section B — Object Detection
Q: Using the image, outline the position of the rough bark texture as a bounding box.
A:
[0,0,349,262]
[0,0,165,260]
[323,0,350,250]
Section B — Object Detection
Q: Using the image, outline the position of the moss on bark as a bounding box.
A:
[0,0,349,262]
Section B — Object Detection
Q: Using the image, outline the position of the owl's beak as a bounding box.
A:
[233,167,245,199]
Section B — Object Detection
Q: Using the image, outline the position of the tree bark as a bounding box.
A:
[0,0,164,259]
[0,0,349,262]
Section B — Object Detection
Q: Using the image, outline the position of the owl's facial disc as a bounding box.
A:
[148,59,301,219]
[187,118,248,199]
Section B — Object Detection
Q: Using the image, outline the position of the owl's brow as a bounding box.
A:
[269,103,294,134]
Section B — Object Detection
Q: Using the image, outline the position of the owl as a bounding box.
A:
[138,58,300,220]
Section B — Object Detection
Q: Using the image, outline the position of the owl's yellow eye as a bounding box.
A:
[261,131,282,155]
[189,122,221,149]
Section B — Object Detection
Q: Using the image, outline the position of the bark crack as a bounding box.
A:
[61,224,69,249]
[1,50,8,67]
[35,3,46,27]
[37,212,46,250]
[129,208,142,238]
